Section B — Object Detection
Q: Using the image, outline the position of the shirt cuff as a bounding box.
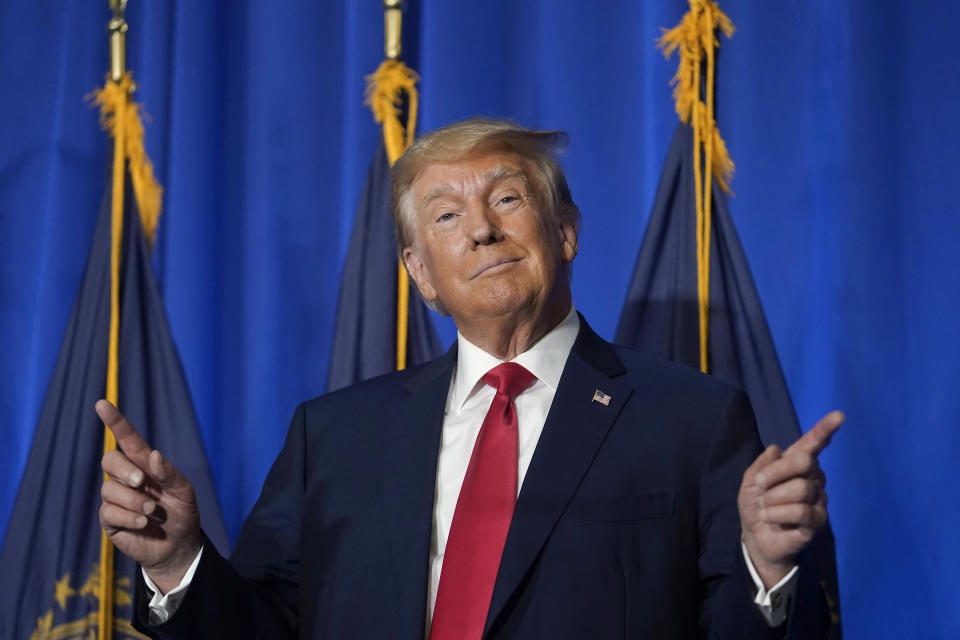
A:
[741,541,799,627]
[141,546,204,625]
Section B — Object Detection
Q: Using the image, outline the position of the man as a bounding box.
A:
[99,119,841,639]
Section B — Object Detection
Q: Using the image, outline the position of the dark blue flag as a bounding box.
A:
[0,147,230,639]
[616,123,841,635]
[327,141,443,391]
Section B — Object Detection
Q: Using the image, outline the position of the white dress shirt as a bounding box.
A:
[145,307,796,627]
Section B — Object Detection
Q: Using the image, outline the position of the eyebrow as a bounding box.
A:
[420,165,528,210]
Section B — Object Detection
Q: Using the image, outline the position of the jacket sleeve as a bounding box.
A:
[698,390,830,640]
[132,403,308,640]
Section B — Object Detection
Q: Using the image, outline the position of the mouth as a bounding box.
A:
[471,257,521,279]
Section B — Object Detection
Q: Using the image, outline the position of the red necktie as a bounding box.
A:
[429,362,536,640]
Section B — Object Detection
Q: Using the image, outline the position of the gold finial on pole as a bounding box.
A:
[384,0,402,60]
[108,0,128,82]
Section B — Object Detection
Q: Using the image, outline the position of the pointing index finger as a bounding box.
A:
[789,410,844,457]
[95,399,151,467]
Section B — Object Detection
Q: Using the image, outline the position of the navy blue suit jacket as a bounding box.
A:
[135,317,827,639]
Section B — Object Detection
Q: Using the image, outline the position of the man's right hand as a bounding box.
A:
[97,399,202,594]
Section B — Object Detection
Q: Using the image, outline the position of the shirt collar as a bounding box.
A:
[449,307,580,413]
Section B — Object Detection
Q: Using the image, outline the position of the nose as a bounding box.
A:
[465,202,503,246]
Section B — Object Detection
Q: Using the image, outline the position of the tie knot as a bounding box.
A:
[482,362,536,400]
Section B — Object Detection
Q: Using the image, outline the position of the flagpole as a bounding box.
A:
[384,0,402,60]
[365,0,419,371]
[385,0,411,371]
[108,0,127,82]
[99,3,128,638]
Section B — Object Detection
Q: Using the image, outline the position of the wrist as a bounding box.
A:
[144,537,202,594]
[743,538,796,590]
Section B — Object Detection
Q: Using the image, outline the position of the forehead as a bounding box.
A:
[412,152,527,205]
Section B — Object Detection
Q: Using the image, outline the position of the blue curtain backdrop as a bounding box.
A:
[1,2,957,638]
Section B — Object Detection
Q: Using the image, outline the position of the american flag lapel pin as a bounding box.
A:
[592,389,611,406]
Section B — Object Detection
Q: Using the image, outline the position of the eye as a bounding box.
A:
[437,212,457,223]
[494,193,523,209]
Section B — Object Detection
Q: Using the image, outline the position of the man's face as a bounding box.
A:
[402,152,578,325]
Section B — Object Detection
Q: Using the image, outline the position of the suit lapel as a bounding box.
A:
[381,348,455,639]
[484,318,633,636]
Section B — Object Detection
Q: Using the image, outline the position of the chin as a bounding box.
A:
[472,285,542,318]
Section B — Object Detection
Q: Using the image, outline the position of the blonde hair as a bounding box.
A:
[391,118,581,253]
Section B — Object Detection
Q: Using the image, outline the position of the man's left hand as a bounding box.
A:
[738,411,844,588]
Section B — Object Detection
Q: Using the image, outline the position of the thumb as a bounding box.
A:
[743,444,782,487]
[148,449,182,488]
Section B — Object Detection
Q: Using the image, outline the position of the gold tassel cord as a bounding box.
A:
[657,0,734,373]
[365,59,420,371]
[365,60,419,165]
[89,73,164,247]
[88,71,163,640]
[657,0,735,193]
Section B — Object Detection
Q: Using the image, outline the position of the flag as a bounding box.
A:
[0,79,229,640]
[619,4,841,632]
[326,141,443,391]
[616,123,805,447]
[615,122,843,636]
[327,57,443,392]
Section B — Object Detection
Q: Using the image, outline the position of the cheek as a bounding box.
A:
[427,245,465,278]
[530,232,564,276]
[418,241,469,294]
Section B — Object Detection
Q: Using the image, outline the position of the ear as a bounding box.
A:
[559,223,578,264]
[402,246,438,303]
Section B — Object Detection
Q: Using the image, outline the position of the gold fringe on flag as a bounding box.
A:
[88,70,163,640]
[657,0,735,373]
[364,59,420,370]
